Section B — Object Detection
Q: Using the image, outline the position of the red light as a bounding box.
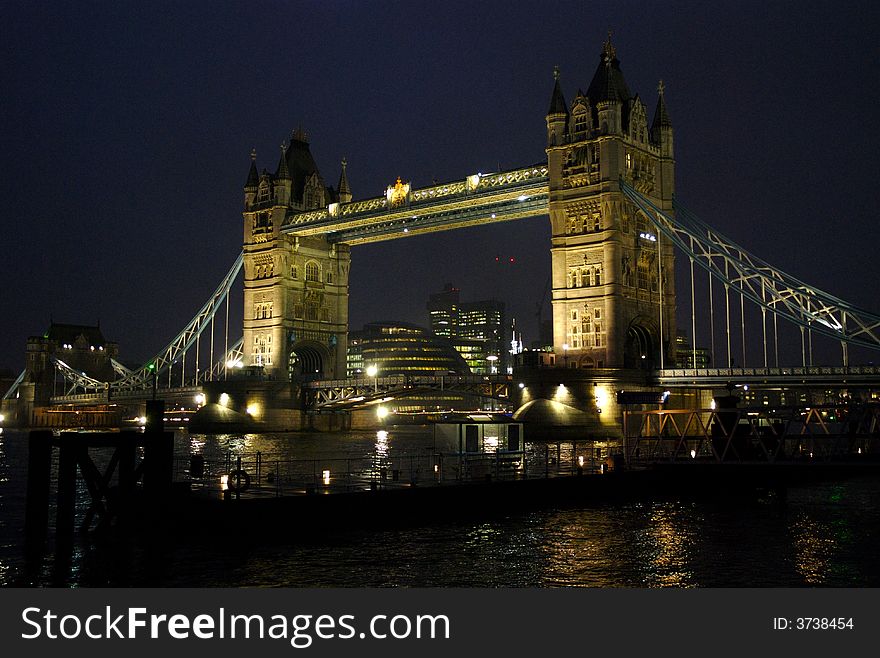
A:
[495,256,499,261]
[509,257,515,263]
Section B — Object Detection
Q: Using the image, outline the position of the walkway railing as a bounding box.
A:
[175,440,616,497]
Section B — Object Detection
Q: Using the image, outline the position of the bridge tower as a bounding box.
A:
[546,36,676,369]
[242,131,350,381]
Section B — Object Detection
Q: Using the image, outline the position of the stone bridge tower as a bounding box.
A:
[242,130,351,381]
[546,36,676,369]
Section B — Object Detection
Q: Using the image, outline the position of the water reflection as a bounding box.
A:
[372,430,391,480]
[790,515,836,584]
[1,428,880,586]
[641,504,699,587]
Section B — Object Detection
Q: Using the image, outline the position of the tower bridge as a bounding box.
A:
[3,35,879,431]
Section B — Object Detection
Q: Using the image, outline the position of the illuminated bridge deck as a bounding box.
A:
[655,366,880,387]
[282,164,549,244]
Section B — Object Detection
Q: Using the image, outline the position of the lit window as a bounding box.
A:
[305,262,319,282]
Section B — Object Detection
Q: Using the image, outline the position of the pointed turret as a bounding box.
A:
[274,143,292,206]
[651,79,674,159]
[244,148,259,208]
[275,143,291,180]
[337,157,352,204]
[547,66,568,116]
[588,33,629,135]
[651,80,672,133]
[245,148,259,188]
[546,66,568,146]
[586,33,631,104]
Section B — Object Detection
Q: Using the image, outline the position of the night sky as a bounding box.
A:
[2,1,878,373]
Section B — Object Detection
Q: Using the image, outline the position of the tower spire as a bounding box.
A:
[651,79,672,133]
[275,142,291,180]
[245,148,259,189]
[603,31,616,62]
[547,66,568,116]
[338,157,352,204]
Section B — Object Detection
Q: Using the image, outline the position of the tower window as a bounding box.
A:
[291,265,297,279]
[305,261,319,282]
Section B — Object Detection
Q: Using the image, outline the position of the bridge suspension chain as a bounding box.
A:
[40,253,244,396]
[620,179,880,353]
[110,252,244,392]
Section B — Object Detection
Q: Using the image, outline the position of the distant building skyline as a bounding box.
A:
[427,284,510,373]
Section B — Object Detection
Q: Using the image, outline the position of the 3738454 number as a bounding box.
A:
[796,618,853,630]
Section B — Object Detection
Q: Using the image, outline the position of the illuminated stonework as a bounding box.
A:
[546,37,676,369]
[242,137,351,380]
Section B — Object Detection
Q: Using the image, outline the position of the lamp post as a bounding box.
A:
[486,354,498,374]
[562,343,569,368]
[366,364,378,393]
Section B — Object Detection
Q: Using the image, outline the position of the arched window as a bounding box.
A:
[290,265,297,279]
[595,267,602,286]
[305,261,319,282]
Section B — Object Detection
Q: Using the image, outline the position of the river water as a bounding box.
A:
[1,427,879,587]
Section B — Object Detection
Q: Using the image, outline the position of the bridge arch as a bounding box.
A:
[288,340,330,380]
[624,317,657,370]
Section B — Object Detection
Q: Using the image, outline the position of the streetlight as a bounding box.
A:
[366,364,378,392]
[562,343,569,368]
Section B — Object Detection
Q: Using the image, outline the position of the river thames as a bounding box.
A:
[1,427,879,587]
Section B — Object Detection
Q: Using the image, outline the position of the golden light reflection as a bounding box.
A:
[640,505,698,587]
[790,515,836,585]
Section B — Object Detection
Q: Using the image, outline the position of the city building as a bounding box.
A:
[426,283,460,338]
[347,321,470,377]
[674,331,711,369]
[26,323,119,402]
[458,300,507,373]
[427,285,509,373]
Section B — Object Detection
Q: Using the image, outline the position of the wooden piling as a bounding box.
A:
[55,436,79,540]
[25,430,53,546]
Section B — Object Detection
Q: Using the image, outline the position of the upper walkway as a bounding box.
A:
[654,366,880,387]
[281,164,549,244]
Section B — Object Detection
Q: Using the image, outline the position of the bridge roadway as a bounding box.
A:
[48,386,203,406]
[44,366,880,408]
[303,374,513,410]
[653,366,880,387]
[281,164,549,244]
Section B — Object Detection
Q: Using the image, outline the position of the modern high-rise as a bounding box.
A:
[426,284,460,338]
[427,285,508,373]
[458,300,507,373]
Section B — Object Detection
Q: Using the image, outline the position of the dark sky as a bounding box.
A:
[2,0,878,372]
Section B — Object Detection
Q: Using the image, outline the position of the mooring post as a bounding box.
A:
[144,400,173,497]
[25,430,53,548]
[117,435,137,522]
[55,435,79,541]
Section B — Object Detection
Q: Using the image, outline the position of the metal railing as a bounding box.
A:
[174,440,616,498]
